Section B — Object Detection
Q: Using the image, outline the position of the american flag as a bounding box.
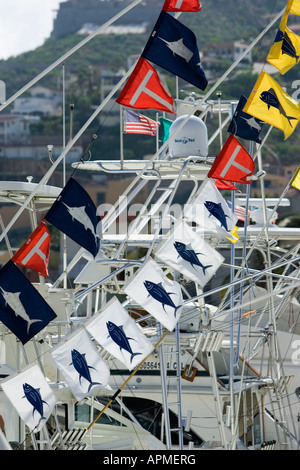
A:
[124,109,159,135]
[226,201,250,222]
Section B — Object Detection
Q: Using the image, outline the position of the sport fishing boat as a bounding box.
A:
[0,0,299,451]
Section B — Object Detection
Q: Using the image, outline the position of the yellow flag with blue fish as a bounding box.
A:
[267,13,300,74]
[286,0,300,14]
[243,72,300,140]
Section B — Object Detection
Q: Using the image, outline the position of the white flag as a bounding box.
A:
[1,364,56,433]
[86,297,154,370]
[155,220,224,287]
[124,258,183,331]
[184,178,238,239]
[51,327,110,401]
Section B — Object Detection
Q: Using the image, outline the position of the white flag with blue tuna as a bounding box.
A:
[184,178,238,241]
[155,220,224,288]
[124,258,183,331]
[51,327,110,402]
[1,364,56,433]
[85,297,154,371]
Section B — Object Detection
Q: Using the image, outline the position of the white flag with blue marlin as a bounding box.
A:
[51,327,110,402]
[184,178,238,240]
[1,364,56,433]
[85,297,154,371]
[45,177,101,257]
[124,258,183,331]
[155,220,224,288]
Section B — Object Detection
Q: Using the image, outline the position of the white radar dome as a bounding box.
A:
[169,114,208,159]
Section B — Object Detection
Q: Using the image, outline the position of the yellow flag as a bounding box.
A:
[243,72,300,140]
[267,13,300,74]
[290,165,300,190]
[286,0,300,14]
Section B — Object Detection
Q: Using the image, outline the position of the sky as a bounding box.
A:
[0,0,68,60]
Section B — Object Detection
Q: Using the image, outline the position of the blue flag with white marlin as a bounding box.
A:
[141,11,207,91]
[45,177,101,257]
[0,261,57,344]
[227,95,264,144]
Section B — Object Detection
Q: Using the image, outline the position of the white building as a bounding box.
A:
[0,114,33,145]
[12,85,63,116]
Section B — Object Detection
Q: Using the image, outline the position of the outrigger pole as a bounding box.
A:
[87,330,170,430]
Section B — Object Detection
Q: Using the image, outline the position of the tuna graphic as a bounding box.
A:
[62,202,100,242]
[22,383,48,427]
[259,88,298,128]
[158,37,193,62]
[106,321,142,363]
[173,241,212,274]
[0,287,42,333]
[204,200,230,231]
[70,349,101,392]
[144,280,182,317]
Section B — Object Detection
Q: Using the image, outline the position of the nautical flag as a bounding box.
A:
[155,220,224,288]
[51,327,110,401]
[11,221,50,277]
[124,109,159,135]
[1,364,56,433]
[243,72,300,140]
[184,178,238,240]
[286,0,300,15]
[159,117,173,142]
[227,95,264,143]
[45,177,100,257]
[116,57,174,114]
[226,201,250,222]
[0,261,56,344]
[162,0,202,12]
[141,11,208,91]
[85,297,154,371]
[215,180,237,191]
[267,13,300,74]
[124,258,183,331]
[208,135,255,184]
[290,165,300,190]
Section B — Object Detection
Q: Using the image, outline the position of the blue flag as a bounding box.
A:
[227,95,264,144]
[141,11,207,91]
[0,261,57,344]
[45,178,100,257]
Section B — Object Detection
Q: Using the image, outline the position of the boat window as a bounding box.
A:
[75,402,125,427]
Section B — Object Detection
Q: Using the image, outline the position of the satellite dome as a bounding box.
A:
[169,114,208,159]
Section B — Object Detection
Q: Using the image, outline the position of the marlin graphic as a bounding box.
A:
[70,349,101,392]
[260,88,298,127]
[204,201,230,231]
[0,287,42,333]
[62,202,99,241]
[143,280,182,317]
[158,37,193,62]
[173,241,212,274]
[106,321,142,363]
[240,116,262,131]
[22,383,48,427]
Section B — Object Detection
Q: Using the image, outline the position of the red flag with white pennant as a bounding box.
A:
[11,221,50,277]
[208,135,255,184]
[116,57,175,114]
[162,0,202,11]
